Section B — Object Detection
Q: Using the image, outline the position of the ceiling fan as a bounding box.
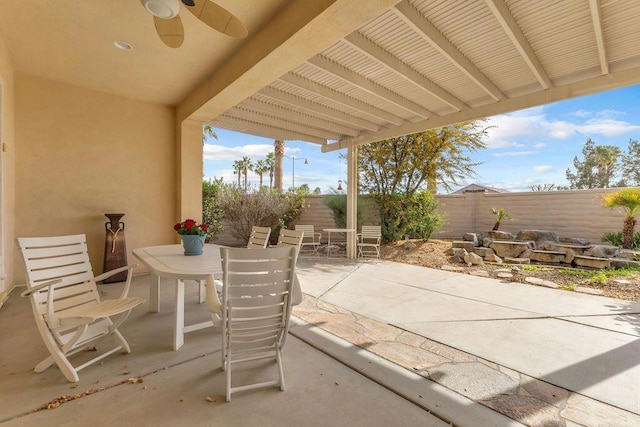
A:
[140,0,248,48]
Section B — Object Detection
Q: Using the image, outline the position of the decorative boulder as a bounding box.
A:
[584,245,620,258]
[559,237,591,245]
[489,241,528,258]
[462,233,479,245]
[485,253,503,263]
[452,241,476,252]
[486,230,514,240]
[516,230,559,245]
[472,247,495,258]
[482,237,493,247]
[464,252,484,266]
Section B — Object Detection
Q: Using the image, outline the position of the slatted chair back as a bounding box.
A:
[357,226,382,259]
[220,246,297,401]
[247,225,271,249]
[294,224,321,256]
[276,228,304,260]
[18,234,143,382]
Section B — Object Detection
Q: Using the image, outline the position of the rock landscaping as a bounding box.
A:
[449,229,640,270]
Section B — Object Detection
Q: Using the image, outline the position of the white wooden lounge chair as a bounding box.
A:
[277,228,304,260]
[18,234,144,382]
[294,225,321,256]
[246,225,271,249]
[219,246,297,401]
[357,226,382,259]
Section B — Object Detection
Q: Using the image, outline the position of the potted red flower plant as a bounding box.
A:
[174,219,208,255]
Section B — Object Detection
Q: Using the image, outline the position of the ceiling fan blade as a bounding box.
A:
[183,0,248,39]
[153,15,184,48]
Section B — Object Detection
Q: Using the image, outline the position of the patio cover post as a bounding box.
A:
[346,145,358,259]
[177,120,204,229]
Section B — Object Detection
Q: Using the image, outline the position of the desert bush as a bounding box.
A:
[374,190,442,242]
[323,194,365,228]
[202,179,225,242]
[217,185,308,245]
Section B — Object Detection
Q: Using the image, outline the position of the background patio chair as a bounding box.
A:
[246,225,271,249]
[219,246,297,401]
[294,225,321,256]
[18,234,144,382]
[357,226,382,259]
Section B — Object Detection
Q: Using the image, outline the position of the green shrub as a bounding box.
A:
[601,231,640,249]
[374,190,443,242]
[323,194,364,228]
[202,179,225,242]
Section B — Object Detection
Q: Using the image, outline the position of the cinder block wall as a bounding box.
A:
[212,188,633,245]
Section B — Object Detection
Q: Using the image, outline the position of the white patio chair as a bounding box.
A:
[246,225,271,249]
[17,234,144,382]
[294,225,321,256]
[277,228,303,260]
[219,246,297,401]
[357,225,382,259]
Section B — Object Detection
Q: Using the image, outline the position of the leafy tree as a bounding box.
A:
[358,122,485,241]
[359,122,487,195]
[602,188,640,249]
[253,159,269,188]
[313,187,322,194]
[202,178,224,242]
[566,139,622,189]
[621,139,640,186]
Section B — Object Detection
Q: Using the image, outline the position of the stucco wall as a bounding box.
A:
[213,189,632,246]
[0,37,15,292]
[14,74,177,282]
[432,188,629,242]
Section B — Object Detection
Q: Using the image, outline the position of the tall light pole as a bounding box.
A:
[283,155,308,189]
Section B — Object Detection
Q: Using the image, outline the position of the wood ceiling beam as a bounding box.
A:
[307,55,434,119]
[229,107,344,140]
[214,115,327,145]
[588,0,609,75]
[239,98,361,137]
[394,0,506,101]
[260,86,381,132]
[344,31,468,112]
[485,0,553,89]
[279,73,403,126]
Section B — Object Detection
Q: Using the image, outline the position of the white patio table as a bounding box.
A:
[133,244,302,350]
[323,228,355,258]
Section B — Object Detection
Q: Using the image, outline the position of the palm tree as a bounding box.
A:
[592,145,621,188]
[238,156,253,190]
[274,140,284,192]
[232,160,242,188]
[602,188,640,249]
[253,159,269,188]
[491,207,513,231]
[266,152,276,189]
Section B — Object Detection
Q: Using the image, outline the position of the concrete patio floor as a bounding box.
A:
[2,256,640,426]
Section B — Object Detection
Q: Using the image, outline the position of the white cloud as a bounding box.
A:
[491,151,538,157]
[533,165,553,173]
[577,118,640,137]
[533,142,547,149]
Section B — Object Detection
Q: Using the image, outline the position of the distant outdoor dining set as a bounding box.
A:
[16,223,381,401]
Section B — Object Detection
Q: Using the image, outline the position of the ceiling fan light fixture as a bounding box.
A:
[141,0,180,19]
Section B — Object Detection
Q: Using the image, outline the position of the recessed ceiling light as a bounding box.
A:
[114,41,133,51]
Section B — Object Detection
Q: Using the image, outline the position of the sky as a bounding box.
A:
[203,84,640,193]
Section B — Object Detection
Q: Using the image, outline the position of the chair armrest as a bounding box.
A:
[94,264,136,283]
[21,278,64,328]
[20,278,64,298]
[356,233,362,243]
[314,232,322,243]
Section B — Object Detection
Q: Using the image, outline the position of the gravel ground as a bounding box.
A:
[381,238,640,302]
